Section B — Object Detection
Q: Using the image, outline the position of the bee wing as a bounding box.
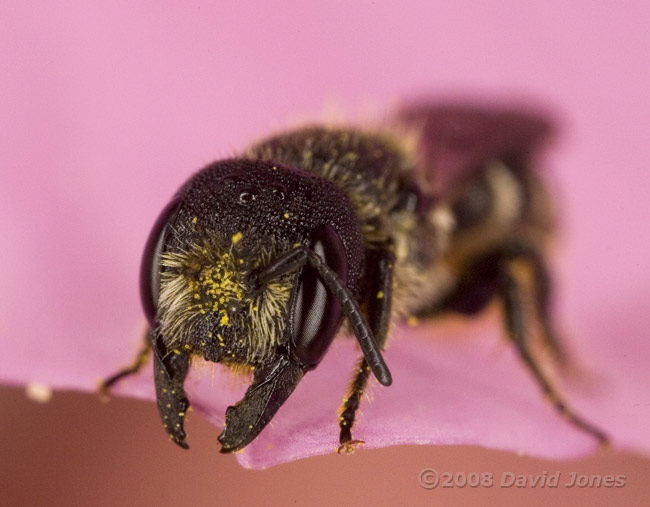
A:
[397,102,554,192]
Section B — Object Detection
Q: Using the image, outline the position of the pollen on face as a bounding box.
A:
[159,240,292,362]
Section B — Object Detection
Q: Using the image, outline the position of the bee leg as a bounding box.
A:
[498,253,608,445]
[151,331,192,449]
[518,246,566,363]
[338,248,394,454]
[218,355,305,453]
[99,332,151,398]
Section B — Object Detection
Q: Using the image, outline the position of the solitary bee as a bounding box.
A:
[102,103,608,453]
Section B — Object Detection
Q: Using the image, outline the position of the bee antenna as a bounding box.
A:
[252,246,392,386]
[305,252,393,386]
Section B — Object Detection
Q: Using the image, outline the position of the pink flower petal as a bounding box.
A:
[1,2,649,470]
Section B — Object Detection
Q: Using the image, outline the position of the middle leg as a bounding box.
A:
[338,247,394,453]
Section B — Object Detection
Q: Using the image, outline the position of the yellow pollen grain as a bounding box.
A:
[376,291,384,299]
[231,232,243,244]
[192,217,197,224]
[173,349,181,355]
[407,315,419,326]
[166,403,171,408]
[283,212,290,219]
[220,313,230,326]
[184,344,190,350]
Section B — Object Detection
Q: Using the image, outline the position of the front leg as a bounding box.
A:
[152,331,192,449]
[338,247,394,453]
[99,330,151,398]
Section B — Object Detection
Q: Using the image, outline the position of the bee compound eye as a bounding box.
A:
[292,224,348,368]
[140,198,181,327]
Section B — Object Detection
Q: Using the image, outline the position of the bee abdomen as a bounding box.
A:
[452,160,527,234]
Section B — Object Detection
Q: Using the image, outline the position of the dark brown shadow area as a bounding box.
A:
[1,386,648,506]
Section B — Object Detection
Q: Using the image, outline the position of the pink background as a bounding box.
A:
[1,1,649,504]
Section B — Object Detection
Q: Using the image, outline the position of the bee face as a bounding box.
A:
[143,160,367,362]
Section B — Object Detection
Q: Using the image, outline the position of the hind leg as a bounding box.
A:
[417,243,608,444]
[498,250,608,444]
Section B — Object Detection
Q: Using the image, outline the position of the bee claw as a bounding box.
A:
[337,439,365,454]
[98,382,111,402]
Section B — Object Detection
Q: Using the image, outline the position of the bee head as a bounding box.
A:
[140,159,365,367]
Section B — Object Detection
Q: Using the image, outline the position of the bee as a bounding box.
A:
[101,103,608,453]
